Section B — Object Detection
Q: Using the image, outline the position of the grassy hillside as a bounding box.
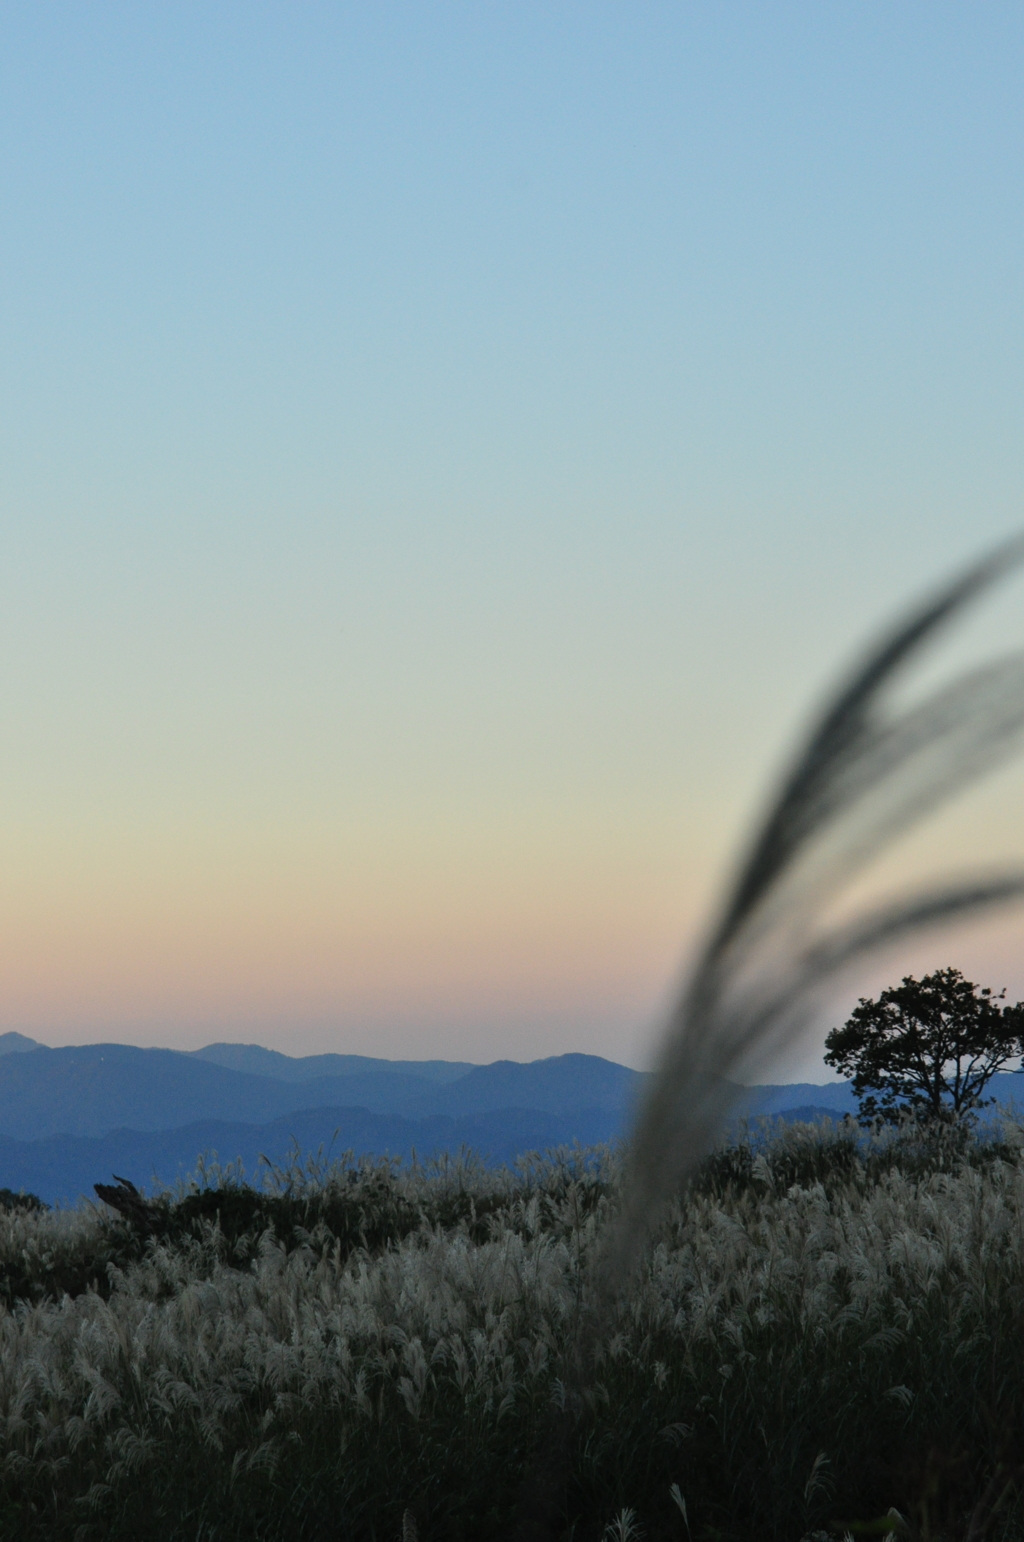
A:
[0,1121,1023,1540]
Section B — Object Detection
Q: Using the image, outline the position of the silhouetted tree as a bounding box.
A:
[823,967,1024,1123]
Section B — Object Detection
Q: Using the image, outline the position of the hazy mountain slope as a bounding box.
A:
[739,1081,858,1118]
[402,1053,644,1118]
[737,1072,1024,1121]
[0,1032,42,1055]
[1,1032,1017,1169]
[0,1046,443,1140]
[0,1047,644,1140]
[0,1104,628,1205]
[989,1070,1024,1109]
[192,1043,473,1084]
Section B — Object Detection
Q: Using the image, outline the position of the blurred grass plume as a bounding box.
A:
[608,534,1024,1292]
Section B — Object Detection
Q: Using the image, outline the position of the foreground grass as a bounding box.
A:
[0,1122,1023,1540]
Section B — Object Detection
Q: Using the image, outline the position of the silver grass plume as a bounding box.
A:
[602,533,1024,1294]
[509,538,1024,1539]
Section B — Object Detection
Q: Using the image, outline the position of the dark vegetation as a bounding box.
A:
[0,1121,1023,1541]
[1,1153,604,1313]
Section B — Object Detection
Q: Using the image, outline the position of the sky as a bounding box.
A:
[1,4,1024,1074]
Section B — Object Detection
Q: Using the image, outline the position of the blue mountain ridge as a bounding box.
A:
[191,1042,472,1084]
[1,1033,1020,1205]
[0,1044,640,1140]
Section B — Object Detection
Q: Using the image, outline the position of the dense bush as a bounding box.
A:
[0,1189,46,1215]
[0,1125,1022,1540]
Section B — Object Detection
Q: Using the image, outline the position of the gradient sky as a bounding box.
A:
[2,4,1024,1073]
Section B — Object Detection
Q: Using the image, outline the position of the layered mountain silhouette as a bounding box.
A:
[0,1043,640,1141]
[0,1031,1019,1204]
[0,1037,650,1200]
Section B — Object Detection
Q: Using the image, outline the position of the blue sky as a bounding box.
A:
[1,4,1023,1071]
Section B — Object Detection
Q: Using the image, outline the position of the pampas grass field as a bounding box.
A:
[1,1120,1023,1541]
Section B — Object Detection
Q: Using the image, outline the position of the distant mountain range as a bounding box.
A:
[0,1031,1020,1205]
[0,1039,640,1140]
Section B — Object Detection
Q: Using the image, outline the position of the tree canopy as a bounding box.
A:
[823,967,1024,1123]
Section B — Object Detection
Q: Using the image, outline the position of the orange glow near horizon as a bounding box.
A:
[0,800,710,1063]
[4,771,1024,1078]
